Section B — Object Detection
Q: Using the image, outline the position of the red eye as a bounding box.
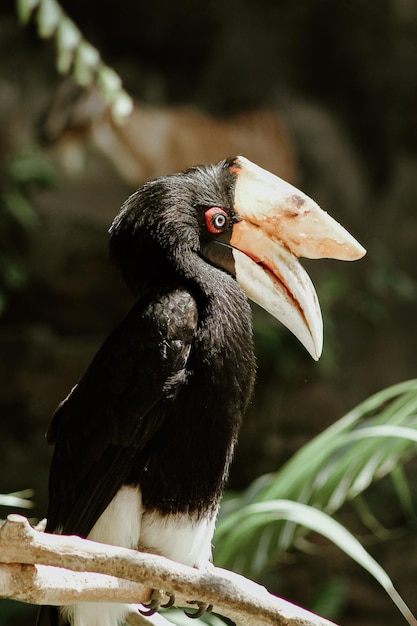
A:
[204,207,230,234]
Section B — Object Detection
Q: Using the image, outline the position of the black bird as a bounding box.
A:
[41,156,365,626]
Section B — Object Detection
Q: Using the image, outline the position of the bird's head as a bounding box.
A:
[109,156,365,360]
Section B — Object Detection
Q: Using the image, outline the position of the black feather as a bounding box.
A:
[43,160,256,624]
[47,288,199,535]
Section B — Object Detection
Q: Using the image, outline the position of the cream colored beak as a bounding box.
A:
[229,156,366,360]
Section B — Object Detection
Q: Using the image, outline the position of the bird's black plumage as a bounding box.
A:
[46,159,254,538]
[40,159,256,626]
[40,159,255,625]
[39,155,365,625]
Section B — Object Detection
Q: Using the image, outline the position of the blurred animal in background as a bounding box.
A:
[38,81,297,186]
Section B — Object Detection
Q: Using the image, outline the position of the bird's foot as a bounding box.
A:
[139,588,175,616]
[184,601,213,619]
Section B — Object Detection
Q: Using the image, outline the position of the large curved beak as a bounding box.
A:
[230,156,366,360]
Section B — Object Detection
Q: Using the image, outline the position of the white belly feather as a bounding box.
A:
[61,486,217,626]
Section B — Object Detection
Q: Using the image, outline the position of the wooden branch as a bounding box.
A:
[0,515,337,626]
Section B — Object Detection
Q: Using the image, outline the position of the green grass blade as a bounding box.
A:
[254,381,417,513]
[216,500,417,625]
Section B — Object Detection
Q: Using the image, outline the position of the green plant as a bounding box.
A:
[16,0,132,123]
[0,489,34,511]
[0,147,55,315]
[0,489,34,525]
[213,380,417,624]
[160,380,417,624]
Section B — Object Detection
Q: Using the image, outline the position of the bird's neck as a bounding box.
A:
[175,249,237,308]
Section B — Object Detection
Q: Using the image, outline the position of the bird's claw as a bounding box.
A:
[184,601,213,619]
[139,589,212,619]
[139,600,159,617]
[139,589,176,616]
[161,591,176,609]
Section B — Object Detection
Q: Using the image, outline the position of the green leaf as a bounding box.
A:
[73,41,100,86]
[16,0,40,24]
[110,92,134,124]
[214,380,417,623]
[37,0,62,38]
[55,17,81,73]
[0,257,27,290]
[390,465,417,522]
[97,66,134,123]
[3,190,38,229]
[254,380,417,508]
[216,500,416,625]
[0,490,34,509]
[15,0,133,123]
[7,147,55,187]
[97,65,122,96]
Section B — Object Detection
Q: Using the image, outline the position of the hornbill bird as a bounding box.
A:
[39,156,365,626]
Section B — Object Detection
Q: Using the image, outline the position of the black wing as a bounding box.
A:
[46,288,198,537]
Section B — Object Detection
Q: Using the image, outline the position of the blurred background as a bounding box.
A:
[1,0,417,624]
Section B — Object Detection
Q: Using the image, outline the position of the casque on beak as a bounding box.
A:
[229,156,366,360]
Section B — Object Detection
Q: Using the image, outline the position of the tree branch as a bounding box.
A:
[0,515,337,626]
